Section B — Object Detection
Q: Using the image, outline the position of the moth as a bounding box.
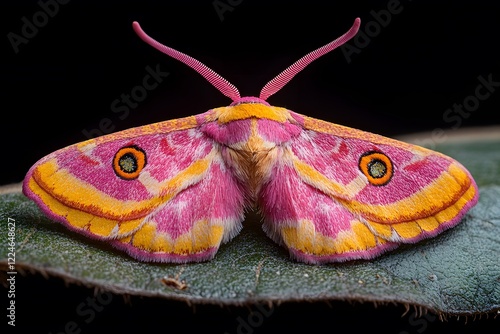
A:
[23,18,478,264]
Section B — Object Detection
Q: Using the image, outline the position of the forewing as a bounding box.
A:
[23,115,246,262]
[259,112,478,264]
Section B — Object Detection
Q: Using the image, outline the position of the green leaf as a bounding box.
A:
[1,136,499,316]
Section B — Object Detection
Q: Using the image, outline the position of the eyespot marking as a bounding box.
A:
[359,151,393,186]
[113,146,147,180]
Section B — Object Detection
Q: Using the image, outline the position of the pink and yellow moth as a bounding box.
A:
[23,18,479,264]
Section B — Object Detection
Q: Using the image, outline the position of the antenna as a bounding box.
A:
[259,18,361,100]
[132,22,241,102]
[133,18,361,102]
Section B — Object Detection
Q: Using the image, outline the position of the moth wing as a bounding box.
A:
[23,115,246,262]
[259,112,478,264]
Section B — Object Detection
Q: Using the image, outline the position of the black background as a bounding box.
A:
[1,1,499,333]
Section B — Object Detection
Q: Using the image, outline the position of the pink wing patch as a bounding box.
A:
[258,112,478,264]
[259,156,399,263]
[23,118,246,263]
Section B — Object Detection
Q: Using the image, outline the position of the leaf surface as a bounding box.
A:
[1,137,499,315]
